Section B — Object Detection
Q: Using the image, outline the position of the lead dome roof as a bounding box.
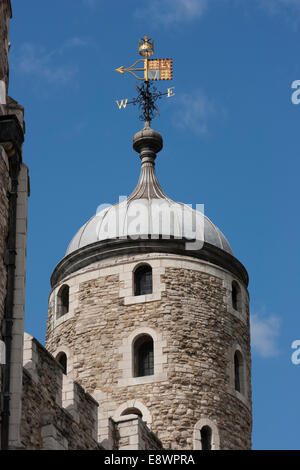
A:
[66,124,233,256]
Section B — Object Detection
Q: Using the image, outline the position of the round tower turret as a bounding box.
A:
[46,123,252,450]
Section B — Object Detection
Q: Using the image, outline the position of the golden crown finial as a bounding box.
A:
[139,35,154,58]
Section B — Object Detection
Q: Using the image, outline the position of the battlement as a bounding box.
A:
[113,414,163,451]
[21,333,163,450]
[22,333,101,450]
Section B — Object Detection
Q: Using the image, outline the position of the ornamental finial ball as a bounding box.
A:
[139,35,154,58]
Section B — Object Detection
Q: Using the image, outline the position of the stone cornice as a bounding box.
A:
[51,237,249,288]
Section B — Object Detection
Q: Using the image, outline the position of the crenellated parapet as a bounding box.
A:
[22,333,101,450]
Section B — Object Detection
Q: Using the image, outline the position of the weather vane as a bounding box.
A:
[114,35,175,123]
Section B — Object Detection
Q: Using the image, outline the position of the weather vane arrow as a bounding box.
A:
[115,66,125,75]
[114,35,175,123]
[115,60,145,80]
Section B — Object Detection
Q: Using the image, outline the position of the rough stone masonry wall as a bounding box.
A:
[0,2,22,350]
[0,0,11,111]
[0,0,29,448]
[21,334,101,450]
[0,0,11,365]
[0,146,9,329]
[46,255,252,450]
[0,144,9,443]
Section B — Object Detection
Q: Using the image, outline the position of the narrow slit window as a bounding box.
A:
[234,350,244,394]
[231,281,242,312]
[134,265,152,296]
[133,334,154,377]
[200,426,212,450]
[56,352,67,375]
[57,285,69,318]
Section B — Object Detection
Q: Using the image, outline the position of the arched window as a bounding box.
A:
[134,265,152,296]
[234,350,244,394]
[194,418,220,450]
[57,285,69,318]
[231,280,242,312]
[114,400,152,426]
[56,352,67,375]
[121,407,143,418]
[200,426,212,450]
[133,334,154,377]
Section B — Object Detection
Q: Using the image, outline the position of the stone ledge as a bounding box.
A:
[118,373,167,387]
[51,238,249,288]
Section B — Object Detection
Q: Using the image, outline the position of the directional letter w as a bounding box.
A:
[116,99,128,109]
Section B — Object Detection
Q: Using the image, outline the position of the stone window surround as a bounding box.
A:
[133,333,154,377]
[223,276,248,325]
[52,345,80,423]
[117,326,167,387]
[0,80,6,111]
[133,263,153,296]
[113,400,152,428]
[50,282,74,330]
[119,260,166,305]
[53,345,73,378]
[193,417,220,450]
[228,343,249,408]
[55,283,69,320]
[0,339,5,364]
[56,284,70,320]
[231,280,242,311]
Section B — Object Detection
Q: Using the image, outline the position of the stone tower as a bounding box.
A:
[0,0,29,450]
[46,123,252,450]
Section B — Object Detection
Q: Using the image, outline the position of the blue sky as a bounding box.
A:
[7,0,300,450]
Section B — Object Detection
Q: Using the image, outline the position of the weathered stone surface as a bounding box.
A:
[0,0,11,114]
[21,335,101,450]
[0,146,9,325]
[46,253,252,450]
[114,415,163,450]
[0,2,29,448]
[0,1,11,443]
[0,132,9,447]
